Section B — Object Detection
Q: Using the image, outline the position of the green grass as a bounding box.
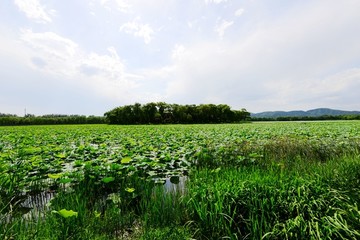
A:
[185,156,360,239]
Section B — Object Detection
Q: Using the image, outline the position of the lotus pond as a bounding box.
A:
[1,121,360,239]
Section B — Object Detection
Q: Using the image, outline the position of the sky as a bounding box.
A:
[1,0,360,116]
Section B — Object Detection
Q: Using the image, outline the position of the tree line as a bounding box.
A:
[0,114,105,126]
[104,102,250,124]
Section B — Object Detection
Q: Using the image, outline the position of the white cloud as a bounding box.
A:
[214,19,233,39]
[235,8,244,17]
[120,18,155,44]
[20,29,138,100]
[21,29,78,60]
[14,0,53,23]
[298,68,360,99]
[100,0,131,13]
[80,47,127,81]
[263,68,360,111]
[205,0,228,4]
[20,29,80,77]
[171,44,188,61]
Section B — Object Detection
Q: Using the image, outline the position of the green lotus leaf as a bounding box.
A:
[102,176,115,183]
[52,209,78,218]
[125,187,135,193]
[155,179,166,185]
[48,173,62,179]
[59,178,72,184]
[170,176,180,184]
[147,171,157,176]
[128,166,136,171]
[121,157,131,164]
[55,153,67,159]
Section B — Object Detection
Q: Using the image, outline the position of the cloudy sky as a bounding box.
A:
[1,0,360,116]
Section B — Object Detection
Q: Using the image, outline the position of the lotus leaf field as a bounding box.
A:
[1,121,360,239]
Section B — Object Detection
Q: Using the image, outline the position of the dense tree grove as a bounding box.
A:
[104,102,250,124]
[0,114,105,126]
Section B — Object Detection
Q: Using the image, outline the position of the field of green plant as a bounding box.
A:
[1,121,360,239]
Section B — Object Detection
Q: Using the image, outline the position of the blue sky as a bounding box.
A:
[1,0,360,116]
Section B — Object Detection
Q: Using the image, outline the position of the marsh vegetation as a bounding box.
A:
[1,121,360,239]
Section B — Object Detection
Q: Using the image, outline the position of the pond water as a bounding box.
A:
[2,176,187,222]
[163,176,187,194]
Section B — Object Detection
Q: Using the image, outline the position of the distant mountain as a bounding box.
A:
[251,108,360,118]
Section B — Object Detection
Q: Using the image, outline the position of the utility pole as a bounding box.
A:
[24,108,26,117]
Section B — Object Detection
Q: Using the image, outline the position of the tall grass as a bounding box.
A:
[0,172,153,239]
[185,155,360,239]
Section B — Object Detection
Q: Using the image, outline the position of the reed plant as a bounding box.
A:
[185,155,360,239]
